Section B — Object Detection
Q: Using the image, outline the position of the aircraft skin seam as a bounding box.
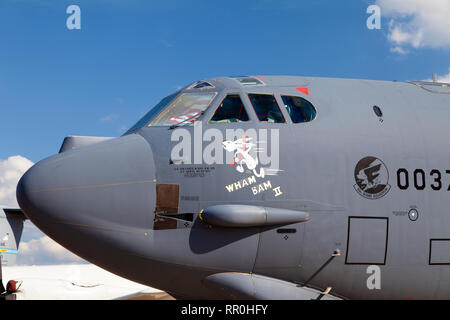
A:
[29,179,156,194]
[44,220,256,274]
[125,251,252,274]
[47,220,149,236]
[251,228,263,273]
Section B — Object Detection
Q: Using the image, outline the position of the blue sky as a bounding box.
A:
[0,0,448,162]
[0,0,449,264]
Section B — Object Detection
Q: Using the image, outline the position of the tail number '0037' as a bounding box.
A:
[397,169,450,191]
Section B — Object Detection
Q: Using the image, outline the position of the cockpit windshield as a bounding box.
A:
[125,92,179,134]
[148,92,217,127]
[125,91,217,133]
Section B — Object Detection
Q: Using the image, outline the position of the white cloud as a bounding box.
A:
[22,220,46,241]
[377,0,450,52]
[17,235,85,265]
[436,69,450,83]
[100,114,119,123]
[390,46,408,55]
[0,155,34,207]
[424,68,450,83]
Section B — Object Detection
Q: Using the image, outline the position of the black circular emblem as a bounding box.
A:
[354,156,391,199]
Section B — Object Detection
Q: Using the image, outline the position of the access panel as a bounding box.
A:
[153,184,180,230]
[345,217,389,265]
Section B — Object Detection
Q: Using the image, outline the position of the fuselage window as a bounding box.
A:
[149,92,217,126]
[281,95,317,123]
[248,94,286,123]
[209,94,250,123]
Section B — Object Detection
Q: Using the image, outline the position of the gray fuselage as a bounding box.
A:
[17,76,450,299]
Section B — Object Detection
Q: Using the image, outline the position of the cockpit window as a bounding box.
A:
[248,94,285,123]
[281,95,317,123]
[125,92,179,133]
[189,81,214,89]
[149,92,217,126]
[232,77,265,86]
[209,94,250,123]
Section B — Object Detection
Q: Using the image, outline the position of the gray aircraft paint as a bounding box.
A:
[16,76,450,299]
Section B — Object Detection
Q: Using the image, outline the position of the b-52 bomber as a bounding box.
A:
[17,75,450,299]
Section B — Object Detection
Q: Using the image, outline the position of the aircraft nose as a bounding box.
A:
[17,134,156,235]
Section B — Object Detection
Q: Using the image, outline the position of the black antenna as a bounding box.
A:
[302,249,340,287]
[432,73,438,83]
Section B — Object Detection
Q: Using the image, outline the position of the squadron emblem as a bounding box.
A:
[354,156,391,199]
